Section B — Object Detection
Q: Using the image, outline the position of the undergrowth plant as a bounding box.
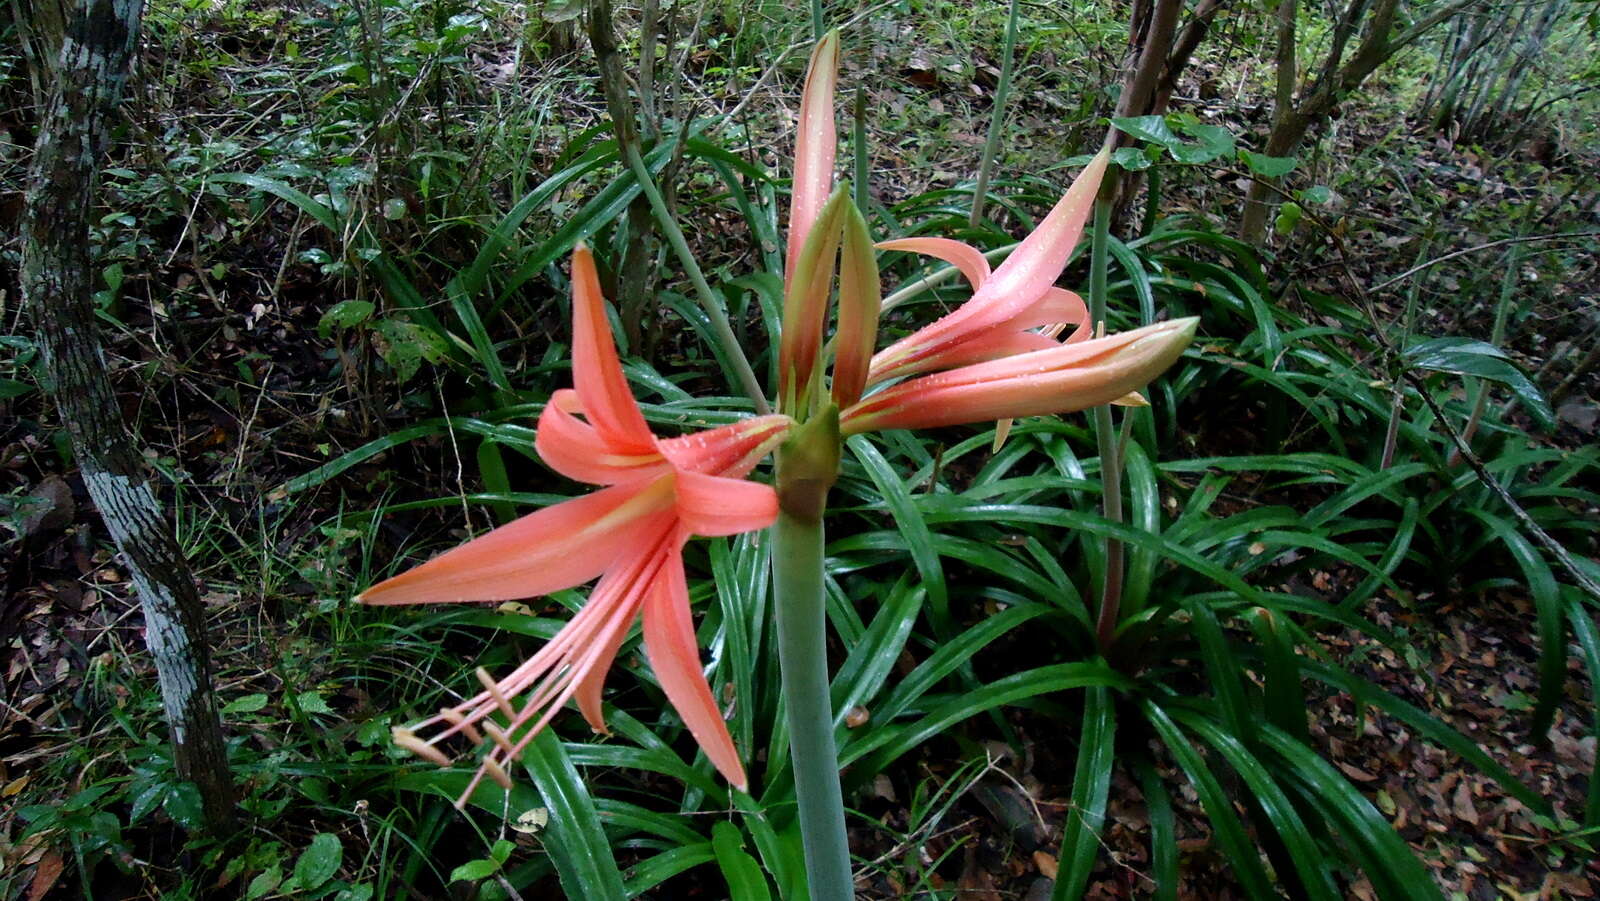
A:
[15,6,1596,900]
[275,31,1590,901]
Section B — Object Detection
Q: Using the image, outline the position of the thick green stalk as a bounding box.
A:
[772,508,851,900]
[620,141,771,413]
[1088,198,1125,651]
[969,0,1020,228]
[772,412,850,900]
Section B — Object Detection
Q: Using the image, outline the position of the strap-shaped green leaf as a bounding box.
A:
[1053,687,1116,900]
[520,730,628,898]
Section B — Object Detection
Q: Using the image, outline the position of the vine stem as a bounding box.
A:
[772,500,852,899]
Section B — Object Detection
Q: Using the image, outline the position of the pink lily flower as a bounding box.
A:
[867,149,1110,386]
[840,317,1197,434]
[837,147,1195,436]
[361,245,791,803]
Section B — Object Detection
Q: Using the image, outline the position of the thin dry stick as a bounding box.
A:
[1325,232,1600,606]
[1370,230,1600,294]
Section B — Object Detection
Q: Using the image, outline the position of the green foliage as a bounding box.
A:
[22,1,1595,897]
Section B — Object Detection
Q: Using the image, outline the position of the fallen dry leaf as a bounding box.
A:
[1453,780,1479,825]
[27,850,64,901]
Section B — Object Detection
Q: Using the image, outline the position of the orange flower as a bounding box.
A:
[362,246,790,803]
[840,149,1196,435]
[867,149,1109,386]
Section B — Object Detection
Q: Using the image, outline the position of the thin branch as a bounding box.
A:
[1315,225,1600,607]
[1370,231,1600,294]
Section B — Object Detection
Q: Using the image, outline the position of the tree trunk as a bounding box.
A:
[6,0,72,106]
[1103,0,1185,226]
[20,0,235,830]
[1238,0,1480,241]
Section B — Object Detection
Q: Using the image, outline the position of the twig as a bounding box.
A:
[1315,221,1600,606]
[1370,231,1600,294]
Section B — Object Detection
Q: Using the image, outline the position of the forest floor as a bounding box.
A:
[2,5,1599,898]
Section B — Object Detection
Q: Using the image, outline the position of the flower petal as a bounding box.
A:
[868,150,1110,382]
[968,148,1109,325]
[875,237,990,291]
[887,328,1061,376]
[657,415,793,478]
[675,470,780,537]
[358,477,678,605]
[1002,288,1090,339]
[642,549,747,791]
[832,199,883,408]
[842,318,1196,434]
[536,390,669,485]
[571,245,657,454]
[786,29,840,292]
[779,188,849,408]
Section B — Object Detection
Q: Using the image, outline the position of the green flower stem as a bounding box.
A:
[619,140,771,414]
[1087,197,1125,651]
[772,505,851,900]
[968,0,1020,228]
[771,408,850,901]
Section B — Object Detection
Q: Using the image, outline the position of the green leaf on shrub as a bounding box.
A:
[1301,185,1334,204]
[373,318,451,383]
[1111,115,1178,146]
[1111,147,1153,171]
[223,693,270,714]
[450,858,502,883]
[294,833,343,891]
[1110,115,1234,164]
[296,690,334,714]
[165,782,204,831]
[319,300,375,337]
[1241,150,1299,177]
[246,865,282,900]
[1275,202,1303,234]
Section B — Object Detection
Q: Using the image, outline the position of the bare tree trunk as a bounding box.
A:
[1239,0,1481,241]
[1102,0,1186,225]
[20,0,235,830]
[6,0,71,107]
